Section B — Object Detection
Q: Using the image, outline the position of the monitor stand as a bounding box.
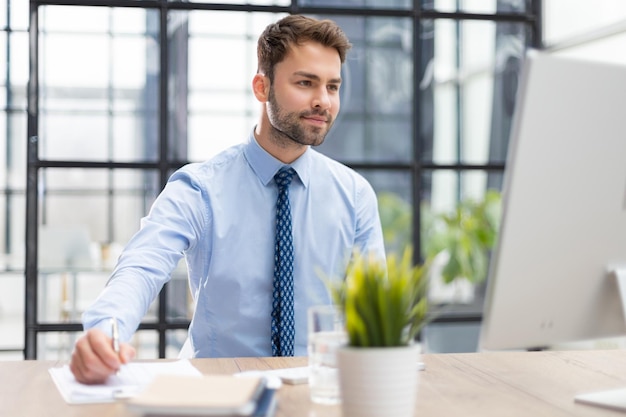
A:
[575,387,626,412]
[614,269,626,321]
[574,268,626,412]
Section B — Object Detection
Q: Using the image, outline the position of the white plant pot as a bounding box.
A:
[337,345,420,417]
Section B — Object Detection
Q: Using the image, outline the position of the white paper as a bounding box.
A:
[49,359,202,404]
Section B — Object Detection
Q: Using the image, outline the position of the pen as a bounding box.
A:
[111,317,120,359]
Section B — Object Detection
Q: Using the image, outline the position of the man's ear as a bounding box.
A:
[252,73,270,102]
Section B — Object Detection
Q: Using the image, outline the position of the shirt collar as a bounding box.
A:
[243,129,311,188]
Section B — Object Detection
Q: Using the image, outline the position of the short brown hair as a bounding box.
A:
[257,15,352,82]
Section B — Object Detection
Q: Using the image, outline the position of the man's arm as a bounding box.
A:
[72,168,207,382]
[354,178,386,260]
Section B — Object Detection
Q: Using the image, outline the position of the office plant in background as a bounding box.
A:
[423,190,502,304]
[327,248,429,417]
[377,192,413,256]
[378,190,502,304]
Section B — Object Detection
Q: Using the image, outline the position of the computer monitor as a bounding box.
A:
[479,51,626,351]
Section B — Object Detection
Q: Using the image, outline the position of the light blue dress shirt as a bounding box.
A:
[82,131,385,357]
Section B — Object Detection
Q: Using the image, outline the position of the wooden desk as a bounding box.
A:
[3,350,626,416]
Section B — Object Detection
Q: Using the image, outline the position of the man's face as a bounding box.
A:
[266,42,342,147]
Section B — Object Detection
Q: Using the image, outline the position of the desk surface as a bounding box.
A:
[3,350,626,416]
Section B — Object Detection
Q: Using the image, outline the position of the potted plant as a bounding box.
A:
[326,248,429,417]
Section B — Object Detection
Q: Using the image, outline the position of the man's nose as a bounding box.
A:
[312,87,331,110]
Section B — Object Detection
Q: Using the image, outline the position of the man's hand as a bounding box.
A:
[69,328,136,384]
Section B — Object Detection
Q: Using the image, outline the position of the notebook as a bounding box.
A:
[126,374,269,416]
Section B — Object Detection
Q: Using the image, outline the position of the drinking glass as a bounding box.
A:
[307,305,347,405]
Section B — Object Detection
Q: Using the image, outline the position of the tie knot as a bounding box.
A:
[274,167,296,189]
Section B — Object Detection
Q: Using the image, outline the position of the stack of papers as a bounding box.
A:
[49,360,203,404]
[49,360,277,416]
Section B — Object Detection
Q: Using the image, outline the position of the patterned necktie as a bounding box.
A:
[271,167,296,357]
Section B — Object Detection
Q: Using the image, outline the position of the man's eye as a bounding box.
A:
[298,80,312,86]
[328,85,340,92]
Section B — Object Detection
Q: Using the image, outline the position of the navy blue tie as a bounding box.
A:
[271,167,296,357]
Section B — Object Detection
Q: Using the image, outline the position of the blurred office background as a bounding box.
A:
[0,0,625,360]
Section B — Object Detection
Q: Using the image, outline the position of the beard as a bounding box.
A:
[266,87,335,147]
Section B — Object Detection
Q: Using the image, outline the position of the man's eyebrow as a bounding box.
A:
[293,71,342,84]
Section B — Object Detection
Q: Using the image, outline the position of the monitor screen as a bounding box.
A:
[479,51,626,351]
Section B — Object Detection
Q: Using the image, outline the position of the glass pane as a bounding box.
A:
[6,194,25,270]
[0,190,25,268]
[167,261,192,321]
[2,29,28,111]
[166,329,189,359]
[133,330,160,359]
[186,9,277,35]
[422,19,529,165]
[40,6,109,33]
[0,190,24,258]
[38,270,109,323]
[301,0,411,8]
[188,114,249,162]
[0,272,23,359]
[360,169,412,256]
[112,114,159,161]
[425,169,501,215]
[131,329,189,359]
[421,169,503,313]
[38,331,79,360]
[38,168,160,246]
[189,90,251,113]
[544,0,626,47]
[0,194,4,257]
[41,34,109,88]
[7,111,27,186]
[0,116,4,185]
[181,10,277,162]
[189,38,249,90]
[41,114,108,159]
[0,33,5,85]
[39,6,159,162]
[422,0,529,14]
[111,36,151,91]
[8,84,27,113]
[172,0,289,5]
[316,16,413,163]
[10,0,29,31]
[112,7,148,34]
[40,110,158,162]
[37,168,161,323]
[9,32,28,87]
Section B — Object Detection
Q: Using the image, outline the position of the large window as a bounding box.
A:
[7,0,543,359]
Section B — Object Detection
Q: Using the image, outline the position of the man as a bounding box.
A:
[70,14,385,384]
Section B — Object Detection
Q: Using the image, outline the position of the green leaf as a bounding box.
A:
[325,247,430,348]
